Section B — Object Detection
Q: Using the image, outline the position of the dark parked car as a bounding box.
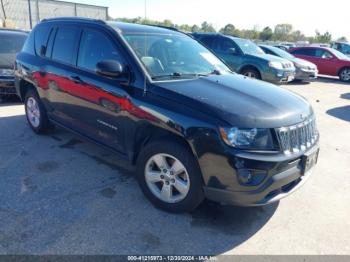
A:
[290,46,350,82]
[331,41,350,57]
[192,33,296,84]
[274,45,290,51]
[15,18,319,213]
[0,29,27,98]
[260,45,318,82]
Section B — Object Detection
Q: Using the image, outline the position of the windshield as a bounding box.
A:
[331,48,350,60]
[121,33,230,80]
[234,38,265,55]
[267,46,295,60]
[0,34,27,54]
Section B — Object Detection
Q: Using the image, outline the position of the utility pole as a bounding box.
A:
[35,0,39,24]
[28,0,32,29]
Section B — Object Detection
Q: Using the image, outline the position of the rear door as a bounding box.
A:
[58,26,132,154]
[40,24,82,126]
[291,48,321,70]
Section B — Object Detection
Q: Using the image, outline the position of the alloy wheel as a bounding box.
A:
[144,153,190,203]
[244,71,257,78]
[340,69,350,81]
[26,97,41,128]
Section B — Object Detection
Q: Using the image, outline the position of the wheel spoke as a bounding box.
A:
[145,171,162,183]
[152,154,169,170]
[174,178,188,195]
[160,184,172,201]
[171,160,185,175]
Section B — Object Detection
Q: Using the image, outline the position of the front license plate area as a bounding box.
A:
[301,149,319,175]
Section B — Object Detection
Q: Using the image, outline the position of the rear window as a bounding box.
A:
[52,26,79,64]
[0,33,27,54]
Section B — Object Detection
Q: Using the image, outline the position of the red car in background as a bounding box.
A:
[289,47,350,82]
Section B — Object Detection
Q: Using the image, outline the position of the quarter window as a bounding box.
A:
[77,29,122,72]
[52,26,79,64]
[34,25,52,56]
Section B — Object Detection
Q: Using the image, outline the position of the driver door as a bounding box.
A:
[314,49,339,76]
[215,37,243,72]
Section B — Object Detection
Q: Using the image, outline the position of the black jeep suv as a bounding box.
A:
[15,18,319,213]
[0,29,27,98]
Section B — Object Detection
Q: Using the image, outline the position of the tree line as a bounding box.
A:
[115,17,347,44]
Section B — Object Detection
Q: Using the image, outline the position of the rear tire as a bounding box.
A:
[339,68,350,82]
[24,89,52,134]
[136,140,204,213]
[241,67,261,80]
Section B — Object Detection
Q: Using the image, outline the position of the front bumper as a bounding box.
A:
[201,143,319,206]
[264,68,296,83]
[0,77,16,95]
[295,68,318,81]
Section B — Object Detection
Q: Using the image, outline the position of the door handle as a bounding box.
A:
[69,75,84,84]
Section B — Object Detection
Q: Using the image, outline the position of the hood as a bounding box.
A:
[249,53,290,63]
[154,74,313,128]
[291,57,317,69]
[0,53,16,69]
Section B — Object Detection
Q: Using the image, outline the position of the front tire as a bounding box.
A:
[241,67,261,80]
[24,89,51,134]
[136,140,204,213]
[339,68,350,82]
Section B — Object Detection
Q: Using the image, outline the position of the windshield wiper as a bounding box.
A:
[152,72,202,80]
[151,70,223,80]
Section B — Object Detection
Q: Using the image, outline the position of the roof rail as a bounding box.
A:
[41,17,106,25]
[146,24,180,32]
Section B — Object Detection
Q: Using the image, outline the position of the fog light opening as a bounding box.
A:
[237,169,267,186]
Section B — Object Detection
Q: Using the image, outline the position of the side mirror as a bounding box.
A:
[228,48,237,54]
[96,60,124,78]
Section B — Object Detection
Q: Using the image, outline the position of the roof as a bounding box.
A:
[0,28,28,35]
[191,32,243,41]
[107,21,183,35]
[40,18,184,36]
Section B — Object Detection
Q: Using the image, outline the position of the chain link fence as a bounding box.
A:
[0,0,108,30]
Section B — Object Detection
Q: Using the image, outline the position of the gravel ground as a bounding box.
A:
[0,77,349,255]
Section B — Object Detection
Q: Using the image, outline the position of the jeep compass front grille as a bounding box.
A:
[276,118,318,154]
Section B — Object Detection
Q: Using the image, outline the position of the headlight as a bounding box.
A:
[268,61,284,70]
[219,127,275,150]
[0,69,14,76]
[295,63,309,70]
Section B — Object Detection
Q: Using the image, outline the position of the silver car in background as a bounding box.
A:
[260,44,318,82]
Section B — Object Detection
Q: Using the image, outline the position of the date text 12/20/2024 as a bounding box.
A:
[127,256,217,261]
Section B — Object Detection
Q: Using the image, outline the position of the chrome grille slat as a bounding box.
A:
[276,118,318,154]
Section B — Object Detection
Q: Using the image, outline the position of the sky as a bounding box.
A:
[73,0,349,40]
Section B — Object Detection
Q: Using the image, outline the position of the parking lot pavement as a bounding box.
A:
[0,77,350,255]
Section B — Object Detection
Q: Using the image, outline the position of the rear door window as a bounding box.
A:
[52,26,79,65]
[291,48,316,57]
[77,28,123,72]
